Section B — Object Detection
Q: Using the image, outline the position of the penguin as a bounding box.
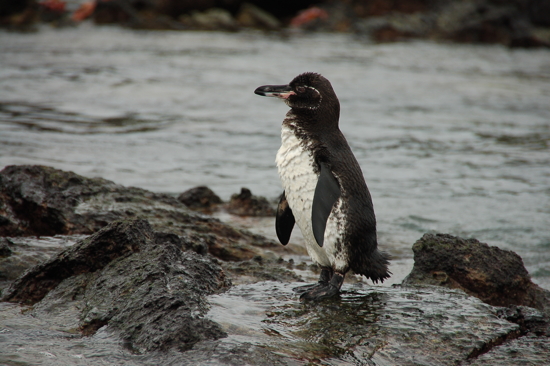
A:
[254,72,391,300]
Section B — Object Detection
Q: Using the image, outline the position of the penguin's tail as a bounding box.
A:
[357,249,392,284]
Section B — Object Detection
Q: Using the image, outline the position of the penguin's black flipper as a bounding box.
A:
[312,161,341,247]
[276,191,295,245]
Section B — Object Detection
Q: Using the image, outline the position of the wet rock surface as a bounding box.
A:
[199,282,531,365]
[402,233,550,365]
[0,235,82,294]
[403,233,550,315]
[221,255,303,285]
[0,165,279,261]
[2,219,231,352]
[0,165,549,364]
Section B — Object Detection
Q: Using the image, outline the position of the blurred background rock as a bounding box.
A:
[2,0,549,47]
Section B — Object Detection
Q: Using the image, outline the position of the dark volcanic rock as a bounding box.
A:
[0,164,141,236]
[403,233,550,315]
[2,219,230,352]
[222,255,303,285]
[0,238,13,257]
[497,306,550,336]
[0,235,79,294]
[0,165,279,261]
[354,0,550,47]
[178,185,222,210]
[227,187,275,217]
[2,219,153,305]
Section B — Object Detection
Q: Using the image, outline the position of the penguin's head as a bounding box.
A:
[255,72,339,113]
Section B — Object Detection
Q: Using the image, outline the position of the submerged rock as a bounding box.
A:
[403,233,550,316]
[2,219,230,352]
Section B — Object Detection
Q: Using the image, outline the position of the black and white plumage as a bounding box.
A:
[255,72,391,300]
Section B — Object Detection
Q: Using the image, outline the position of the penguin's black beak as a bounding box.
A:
[254,84,295,99]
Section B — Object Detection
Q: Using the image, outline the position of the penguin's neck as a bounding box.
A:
[283,103,340,137]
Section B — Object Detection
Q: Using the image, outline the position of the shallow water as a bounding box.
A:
[0,25,549,289]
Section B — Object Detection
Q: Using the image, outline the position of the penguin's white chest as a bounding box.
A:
[275,125,346,270]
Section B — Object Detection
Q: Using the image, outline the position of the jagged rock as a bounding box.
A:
[0,235,79,294]
[403,233,550,316]
[1,219,153,304]
[227,187,275,217]
[2,219,230,352]
[497,306,550,336]
[0,164,144,236]
[0,165,279,261]
[178,185,223,210]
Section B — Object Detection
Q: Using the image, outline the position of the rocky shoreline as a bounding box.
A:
[0,164,549,364]
[1,0,550,48]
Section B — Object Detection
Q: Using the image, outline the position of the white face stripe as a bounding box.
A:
[305,86,322,110]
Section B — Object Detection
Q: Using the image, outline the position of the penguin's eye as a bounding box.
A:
[296,86,306,93]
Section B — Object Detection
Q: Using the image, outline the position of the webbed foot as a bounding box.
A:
[292,267,333,294]
[292,283,318,294]
[300,272,345,301]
